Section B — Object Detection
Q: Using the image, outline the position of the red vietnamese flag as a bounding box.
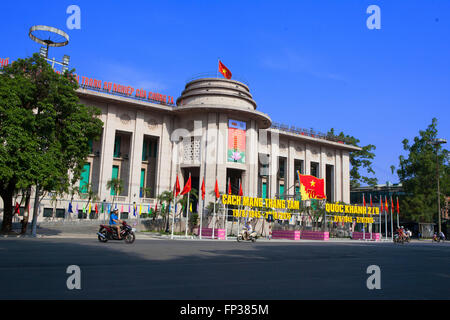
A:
[298,174,326,199]
[391,196,394,211]
[174,175,181,197]
[218,60,232,79]
[180,175,191,196]
[363,194,366,207]
[201,178,205,200]
[228,178,232,195]
[385,196,388,212]
[370,194,373,207]
[214,179,220,199]
[380,197,384,213]
[239,179,243,197]
[396,197,400,214]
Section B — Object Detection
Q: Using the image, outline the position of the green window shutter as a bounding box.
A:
[142,140,147,161]
[140,169,145,198]
[88,139,93,154]
[79,163,91,193]
[111,165,119,195]
[114,136,121,158]
[153,141,158,158]
[262,182,267,199]
[279,184,285,199]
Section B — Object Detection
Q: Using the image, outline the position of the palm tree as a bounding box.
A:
[106,178,124,206]
[142,187,152,198]
[177,188,199,234]
[157,190,174,232]
[80,183,99,218]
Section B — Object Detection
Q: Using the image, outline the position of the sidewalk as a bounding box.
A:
[1,230,401,243]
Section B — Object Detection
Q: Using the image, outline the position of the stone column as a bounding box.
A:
[217,113,228,193]
[269,132,279,198]
[128,110,144,204]
[305,144,311,175]
[335,150,342,202]
[156,115,173,195]
[342,151,350,203]
[98,104,116,201]
[247,120,258,197]
[288,140,295,197]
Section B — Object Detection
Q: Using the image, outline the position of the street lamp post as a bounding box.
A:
[429,138,447,234]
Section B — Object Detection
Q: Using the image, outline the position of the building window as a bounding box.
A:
[114,136,121,158]
[311,162,319,178]
[262,182,267,199]
[279,184,285,199]
[140,169,145,198]
[111,165,119,195]
[79,163,91,193]
[278,157,286,179]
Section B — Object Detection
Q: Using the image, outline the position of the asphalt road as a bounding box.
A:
[0,237,449,300]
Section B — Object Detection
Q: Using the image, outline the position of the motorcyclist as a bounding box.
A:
[110,208,123,240]
[243,220,253,240]
[396,226,405,241]
[439,231,445,241]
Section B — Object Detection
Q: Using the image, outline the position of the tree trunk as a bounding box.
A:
[31,184,40,237]
[21,188,32,234]
[0,182,15,233]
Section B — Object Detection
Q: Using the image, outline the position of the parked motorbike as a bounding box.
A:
[97,221,136,244]
[237,228,257,242]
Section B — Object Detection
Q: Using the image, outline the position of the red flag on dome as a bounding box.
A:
[180,175,191,196]
[218,60,232,79]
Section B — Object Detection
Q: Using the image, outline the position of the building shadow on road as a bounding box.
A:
[0,238,449,300]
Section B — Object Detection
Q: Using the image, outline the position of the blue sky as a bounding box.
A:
[2,0,449,185]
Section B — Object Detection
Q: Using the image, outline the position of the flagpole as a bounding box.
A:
[363,194,365,241]
[171,195,176,239]
[390,196,394,242]
[225,201,228,240]
[217,58,219,78]
[396,197,399,229]
[185,190,190,238]
[384,196,388,241]
[212,198,216,239]
[200,192,203,240]
[237,179,241,237]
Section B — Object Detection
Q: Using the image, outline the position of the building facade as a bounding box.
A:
[1,76,361,220]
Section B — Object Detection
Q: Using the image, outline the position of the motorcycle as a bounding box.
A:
[432,233,445,243]
[393,232,408,244]
[237,228,257,242]
[97,221,136,244]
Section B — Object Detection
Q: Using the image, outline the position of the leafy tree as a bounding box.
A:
[0,54,103,233]
[328,128,377,188]
[397,118,449,223]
